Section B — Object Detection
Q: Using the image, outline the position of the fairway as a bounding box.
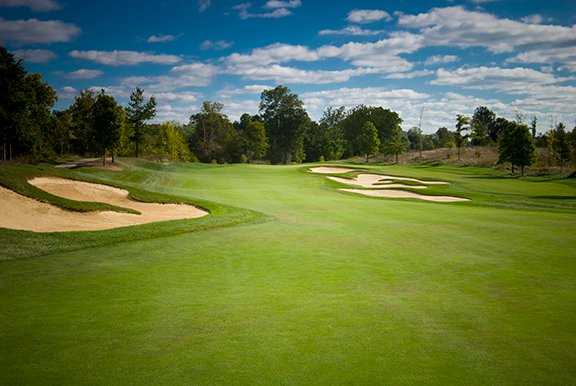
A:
[1,161,576,385]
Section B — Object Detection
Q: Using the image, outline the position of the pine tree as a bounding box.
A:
[126,88,156,158]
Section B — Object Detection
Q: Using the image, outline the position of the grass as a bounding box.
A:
[1,160,576,385]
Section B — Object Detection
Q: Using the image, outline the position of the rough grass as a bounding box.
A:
[1,160,575,385]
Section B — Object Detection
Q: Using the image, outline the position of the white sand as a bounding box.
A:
[0,178,207,232]
[309,166,356,174]
[328,174,427,189]
[374,175,448,185]
[341,188,469,202]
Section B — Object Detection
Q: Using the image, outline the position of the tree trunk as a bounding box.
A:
[521,165,525,176]
[365,154,369,163]
[112,150,115,163]
[457,147,461,161]
[135,141,139,158]
[9,143,12,161]
[2,142,5,161]
[103,149,106,167]
[511,164,515,175]
[395,152,399,163]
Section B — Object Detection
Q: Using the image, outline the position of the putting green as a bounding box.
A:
[1,161,576,385]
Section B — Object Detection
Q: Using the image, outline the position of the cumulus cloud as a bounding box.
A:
[0,0,60,11]
[59,86,78,99]
[384,70,434,79]
[69,50,181,66]
[424,55,459,65]
[66,69,103,79]
[147,34,178,43]
[233,2,294,19]
[346,9,391,24]
[13,48,56,63]
[226,64,378,84]
[397,6,576,53]
[319,26,384,36]
[264,0,301,9]
[200,40,234,50]
[0,18,80,44]
[120,62,218,91]
[431,66,560,88]
[520,14,544,24]
[224,32,423,75]
[507,47,576,72]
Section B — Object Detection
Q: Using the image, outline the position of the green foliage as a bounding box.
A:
[159,121,192,161]
[235,114,269,162]
[0,47,57,160]
[125,88,156,157]
[471,106,496,146]
[550,123,571,169]
[67,89,97,155]
[260,85,309,164]
[341,105,402,156]
[383,125,408,163]
[497,121,536,175]
[189,101,239,163]
[304,108,347,163]
[406,127,422,151]
[454,114,470,160]
[357,121,380,162]
[93,91,122,164]
[435,127,454,148]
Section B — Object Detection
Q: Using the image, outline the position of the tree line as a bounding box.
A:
[2,46,575,175]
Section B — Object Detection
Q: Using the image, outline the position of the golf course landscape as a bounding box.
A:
[2,159,575,385]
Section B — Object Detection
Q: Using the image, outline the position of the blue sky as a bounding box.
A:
[1,0,575,132]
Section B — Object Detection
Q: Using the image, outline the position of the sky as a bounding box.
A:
[0,0,575,133]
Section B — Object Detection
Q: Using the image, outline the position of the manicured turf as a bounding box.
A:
[1,160,576,385]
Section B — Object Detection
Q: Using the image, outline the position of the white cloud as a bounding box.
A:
[398,6,576,53]
[224,32,423,74]
[233,2,293,19]
[120,62,218,91]
[424,55,459,65]
[0,0,60,11]
[13,48,56,63]
[347,9,391,24]
[198,0,210,12]
[200,39,234,50]
[59,86,78,99]
[384,70,434,79]
[0,18,79,44]
[264,0,301,9]
[520,14,544,24]
[319,26,384,36]
[507,47,576,72]
[431,66,563,91]
[147,34,178,43]
[69,50,181,66]
[66,69,103,79]
[226,63,375,84]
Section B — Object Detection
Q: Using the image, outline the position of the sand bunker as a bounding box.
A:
[0,177,207,232]
[328,174,427,189]
[373,175,448,185]
[309,166,356,174]
[315,170,467,203]
[341,188,469,202]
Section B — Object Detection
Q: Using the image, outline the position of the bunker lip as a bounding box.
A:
[0,177,208,233]
[341,188,469,202]
[309,166,357,174]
